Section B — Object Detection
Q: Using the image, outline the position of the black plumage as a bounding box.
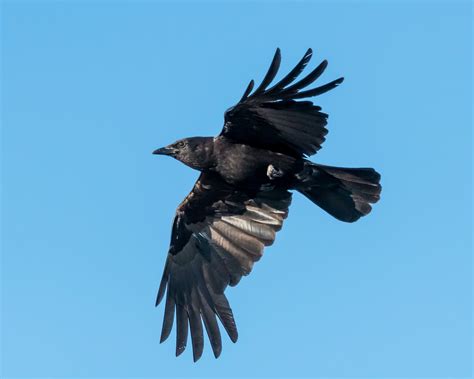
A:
[153,48,382,361]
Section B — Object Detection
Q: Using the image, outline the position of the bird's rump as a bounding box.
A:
[156,172,292,361]
[221,48,344,158]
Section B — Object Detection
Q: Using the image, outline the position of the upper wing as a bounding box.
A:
[156,172,292,361]
[221,48,344,158]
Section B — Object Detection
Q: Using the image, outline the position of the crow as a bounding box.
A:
[153,48,381,361]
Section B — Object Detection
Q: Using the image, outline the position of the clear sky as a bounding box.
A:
[1,1,472,378]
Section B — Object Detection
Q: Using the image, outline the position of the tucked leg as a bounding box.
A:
[267,164,285,180]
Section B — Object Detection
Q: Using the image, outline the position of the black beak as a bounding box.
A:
[153,146,175,156]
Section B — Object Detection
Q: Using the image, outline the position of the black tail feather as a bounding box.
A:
[296,162,381,222]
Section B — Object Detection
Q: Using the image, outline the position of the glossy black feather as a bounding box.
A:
[296,162,382,222]
[265,48,313,95]
[156,172,291,360]
[154,49,381,361]
[160,290,175,343]
[252,48,281,95]
[156,264,169,306]
[239,80,254,102]
[187,296,204,362]
[199,290,222,358]
[279,59,328,97]
[175,304,188,356]
[291,77,344,99]
[222,49,343,157]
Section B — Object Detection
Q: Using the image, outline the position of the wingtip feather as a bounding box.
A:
[155,293,163,307]
[193,350,203,362]
[176,346,186,357]
[252,48,282,96]
[239,79,255,102]
[213,345,222,358]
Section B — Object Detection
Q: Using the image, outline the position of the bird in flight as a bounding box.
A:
[153,48,381,361]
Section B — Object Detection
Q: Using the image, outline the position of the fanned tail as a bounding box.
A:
[296,162,382,222]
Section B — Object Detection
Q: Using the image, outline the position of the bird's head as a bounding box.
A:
[153,137,214,170]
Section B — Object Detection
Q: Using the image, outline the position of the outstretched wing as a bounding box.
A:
[156,172,292,361]
[221,48,344,158]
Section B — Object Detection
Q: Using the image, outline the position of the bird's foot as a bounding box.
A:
[267,164,285,180]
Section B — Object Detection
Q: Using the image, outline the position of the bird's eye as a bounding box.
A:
[177,141,185,148]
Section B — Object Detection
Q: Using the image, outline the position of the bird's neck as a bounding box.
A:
[186,137,216,171]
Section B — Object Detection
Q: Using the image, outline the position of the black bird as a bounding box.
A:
[153,48,381,361]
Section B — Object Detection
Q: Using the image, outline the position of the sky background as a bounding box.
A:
[1,1,472,378]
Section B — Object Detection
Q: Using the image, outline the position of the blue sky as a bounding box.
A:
[1,1,472,378]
